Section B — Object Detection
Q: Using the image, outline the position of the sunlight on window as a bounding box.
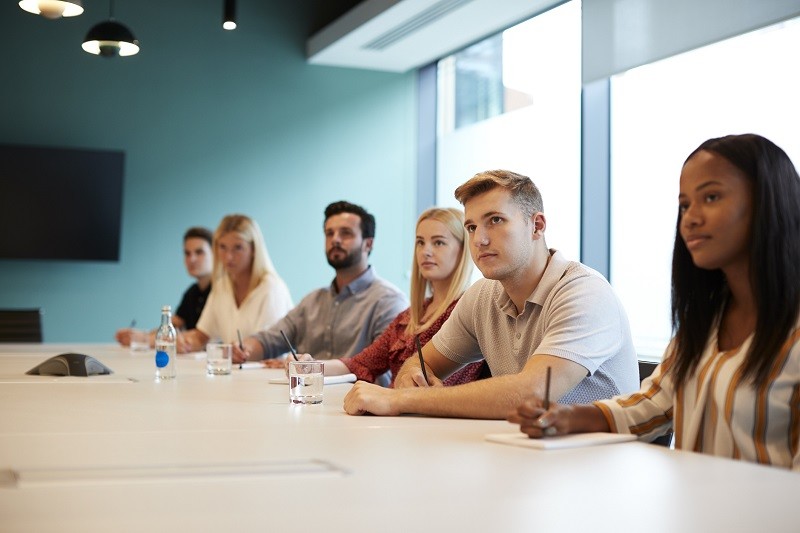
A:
[610,17,800,358]
[436,1,582,269]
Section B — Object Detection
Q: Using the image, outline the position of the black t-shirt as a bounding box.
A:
[175,282,211,330]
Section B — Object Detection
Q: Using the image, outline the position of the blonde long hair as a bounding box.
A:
[405,207,473,335]
[212,214,279,293]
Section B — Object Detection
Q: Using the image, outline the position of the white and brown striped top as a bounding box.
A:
[596,325,800,471]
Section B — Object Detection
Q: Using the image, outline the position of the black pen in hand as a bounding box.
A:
[543,366,551,410]
[280,330,299,361]
[414,335,430,385]
[237,329,245,369]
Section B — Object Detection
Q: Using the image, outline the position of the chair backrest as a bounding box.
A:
[0,309,43,342]
[637,359,673,447]
[638,360,658,382]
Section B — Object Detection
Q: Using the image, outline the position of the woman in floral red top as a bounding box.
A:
[321,207,487,387]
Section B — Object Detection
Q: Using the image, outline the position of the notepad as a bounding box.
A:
[485,432,636,450]
[268,373,357,385]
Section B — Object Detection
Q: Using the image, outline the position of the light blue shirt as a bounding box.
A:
[253,266,408,360]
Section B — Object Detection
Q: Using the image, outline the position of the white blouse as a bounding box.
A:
[196,272,293,354]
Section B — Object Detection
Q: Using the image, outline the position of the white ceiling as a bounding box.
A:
[307,0,562,72]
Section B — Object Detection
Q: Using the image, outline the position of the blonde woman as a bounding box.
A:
[178,214,293,354]
[308,207,487,386]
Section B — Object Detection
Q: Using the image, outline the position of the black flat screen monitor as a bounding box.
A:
[0,144,125,262]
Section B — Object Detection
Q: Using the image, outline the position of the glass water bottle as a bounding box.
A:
[154,305,176,380]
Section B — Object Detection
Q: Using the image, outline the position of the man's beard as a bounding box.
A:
[327,247,361,269]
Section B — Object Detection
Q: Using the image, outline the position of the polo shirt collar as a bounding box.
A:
[528,249,568,306]
[497,249,568,315]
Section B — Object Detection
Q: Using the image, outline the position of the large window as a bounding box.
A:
[436,0,582,263]
[610,17,800,358]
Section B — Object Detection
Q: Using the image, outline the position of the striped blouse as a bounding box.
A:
[595,325,800,471]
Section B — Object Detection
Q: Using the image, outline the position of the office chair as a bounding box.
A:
[638,360,674,448]
[638,361,659,383]
[0,308,43,342]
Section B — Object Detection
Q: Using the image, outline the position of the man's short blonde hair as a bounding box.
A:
[454,169,543,219]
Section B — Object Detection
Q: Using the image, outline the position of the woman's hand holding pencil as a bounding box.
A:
[508,366,613,438]
[232,331,251,365]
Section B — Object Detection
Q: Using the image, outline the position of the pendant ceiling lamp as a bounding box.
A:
[223,0,236,30]
[19,0,83,19]
[81,0,139,57]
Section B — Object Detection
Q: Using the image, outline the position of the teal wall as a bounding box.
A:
[0,1,417,341]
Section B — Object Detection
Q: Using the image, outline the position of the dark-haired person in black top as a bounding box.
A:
[115,226,213,346]
[172,226,214,330]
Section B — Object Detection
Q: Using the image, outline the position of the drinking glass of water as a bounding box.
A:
[206,342,232,375]
[289,361,324,404]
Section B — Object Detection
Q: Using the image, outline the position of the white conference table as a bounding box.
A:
[0,344,798,533]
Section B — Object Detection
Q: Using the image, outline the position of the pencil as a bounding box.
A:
[543,366,551,410]
[280,330,299,361]
[237,329,245,369]
[414,335,430,385]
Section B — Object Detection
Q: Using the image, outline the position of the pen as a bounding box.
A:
[237,329,244,369]
[414,335,430,385]
[543,366,551,410]
[280,330,299,361]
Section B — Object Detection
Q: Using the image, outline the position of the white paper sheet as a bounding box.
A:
[268,373,358,385]
[485,432,636,450]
